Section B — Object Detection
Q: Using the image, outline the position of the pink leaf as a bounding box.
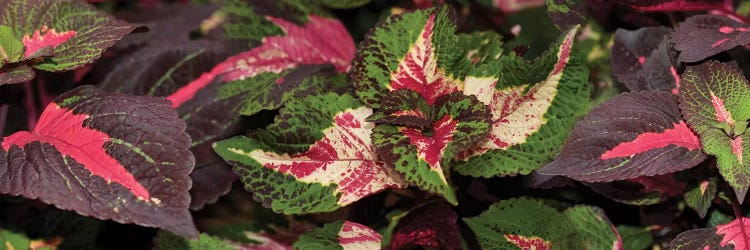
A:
[22,25,76,58]
[503,234,551,250]
[717,217,750,249]
[338,221,382,249]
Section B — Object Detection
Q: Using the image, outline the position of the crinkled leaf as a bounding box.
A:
[154,231,234,250]
[221,0,285,43]
[167,14,355,110]
[214,93,406,214]
[672,15,750,62]
[678,61,750,202]
[372,91,491,205]
[293,221,382,250]
[538,91,705,182]
[464,198,620,249]
[383,201,461,250]
[353,7,464,108]
[0,0,134,72]
[455,26,592,177]
[611,27,680,92]
[0,86,197,238]
[670,217,750,250]
[457,31,503,67]
[617,225,653,250]
[684,177,718,218]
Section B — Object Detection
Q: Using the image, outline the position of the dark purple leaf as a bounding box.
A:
[672,14,750,62]
[611,27,678,92]
[537,91,706,182]
[0,86,196,238]
[387,201,461,250]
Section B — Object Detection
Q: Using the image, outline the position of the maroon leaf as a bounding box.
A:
[388,201,462,250]
[537,91,706,182]
[586,175,682,205]
[0,86,196,238]
[0,64,35,85]
[614,0,730,12]
[672,14,750,62]
[611,27,680,92]
[670,217,750,249]
[167,14,355,108]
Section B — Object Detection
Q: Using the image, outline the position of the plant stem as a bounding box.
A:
[0,104,7,137]
[733,199,743,219]
[23,81,38,130]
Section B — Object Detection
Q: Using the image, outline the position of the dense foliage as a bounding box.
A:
[5,0,750,249]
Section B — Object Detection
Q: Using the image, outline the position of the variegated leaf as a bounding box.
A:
[293,221,382,250]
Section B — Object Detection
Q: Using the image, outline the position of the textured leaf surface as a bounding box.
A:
[167,14,355,108]
[293,221,382,250]
[0,86,196,238]
[538,91,705,182]
[353,7,464,108]
[587,174,686,205]
[464,198,620,249]
[670,217,750,250]
[672,15,750,62]
[372,91,491,204]
[214,93,406,214]
[611,27,680,92]
[684,178,718,218]
[678,61,750,202]
[0,0,134,72]
[455,26,591,177]
[384,201,461,250]
[0,64,34,85]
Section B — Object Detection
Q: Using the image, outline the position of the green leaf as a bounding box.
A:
[293,221,382,250]
[678,60,750,202]
[0,25,23,65]
[372,91,491,205]
[220,0,284,43]
[0,229,30,250]
[318,0,370,9]
[684,178,718,218]
[214,93,406,214]
[455,25,591,177]
[464,198,620,250]
[616,225,653,250]
[154,231,234,250]
[456,31,504,68]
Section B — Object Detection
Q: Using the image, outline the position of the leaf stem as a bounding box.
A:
[734,198,743,219]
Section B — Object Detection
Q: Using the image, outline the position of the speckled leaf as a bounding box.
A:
[0,86,197,238]
[672,14,750,62]
[0,0,134,72]
[611,27,680,92]
[457,31,503,67]
[546,0,588,30]
[372,91,491,205]
[293,221,382,250]
[214,93,406,214]
[678,61,750,202]
[537,91,705,182]
[455,25,592,177]
[464,198,620,250]
[685,177,718,218]
[167,14,355,109]
[669,217,750,250]
[353,7,464,108]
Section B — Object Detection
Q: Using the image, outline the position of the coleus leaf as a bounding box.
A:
[545,0,588,30]
[617,225,654,250]
[587,174,686,205]
[463,198,621,249]
[0,86,197,238]
[167,13,355,110]
[613,0,730,12]
[371,90,491,205]
[537,91,706,182]
[0,64,34,85]
[456,31,503,68]
[487,0,546,14]
[0,0,134,80]
[352,7,464,108]
[684,177,718,218]
[670,217,750,250]
[672,14,750,63]
[214,93,406,214]
[293,221,382,250]
[381,201,462,250]
[454,25,592,177]
[678,61,750,202]
[611,27,681,92]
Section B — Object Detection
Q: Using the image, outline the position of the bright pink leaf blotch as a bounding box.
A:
[2,103,150,200]
[625,0,728,12]
[389,13,460,105]
[710,91,735,126]
[167,15,355,108]
[401,115,457,168]
[22,25,76,58]
[716,217,750,249]
[338,221,382,248]
[600,121,701,159]
[732,136,743,163]
[503,234,551,250]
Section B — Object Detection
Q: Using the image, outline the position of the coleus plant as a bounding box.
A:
[7,0,750,249]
